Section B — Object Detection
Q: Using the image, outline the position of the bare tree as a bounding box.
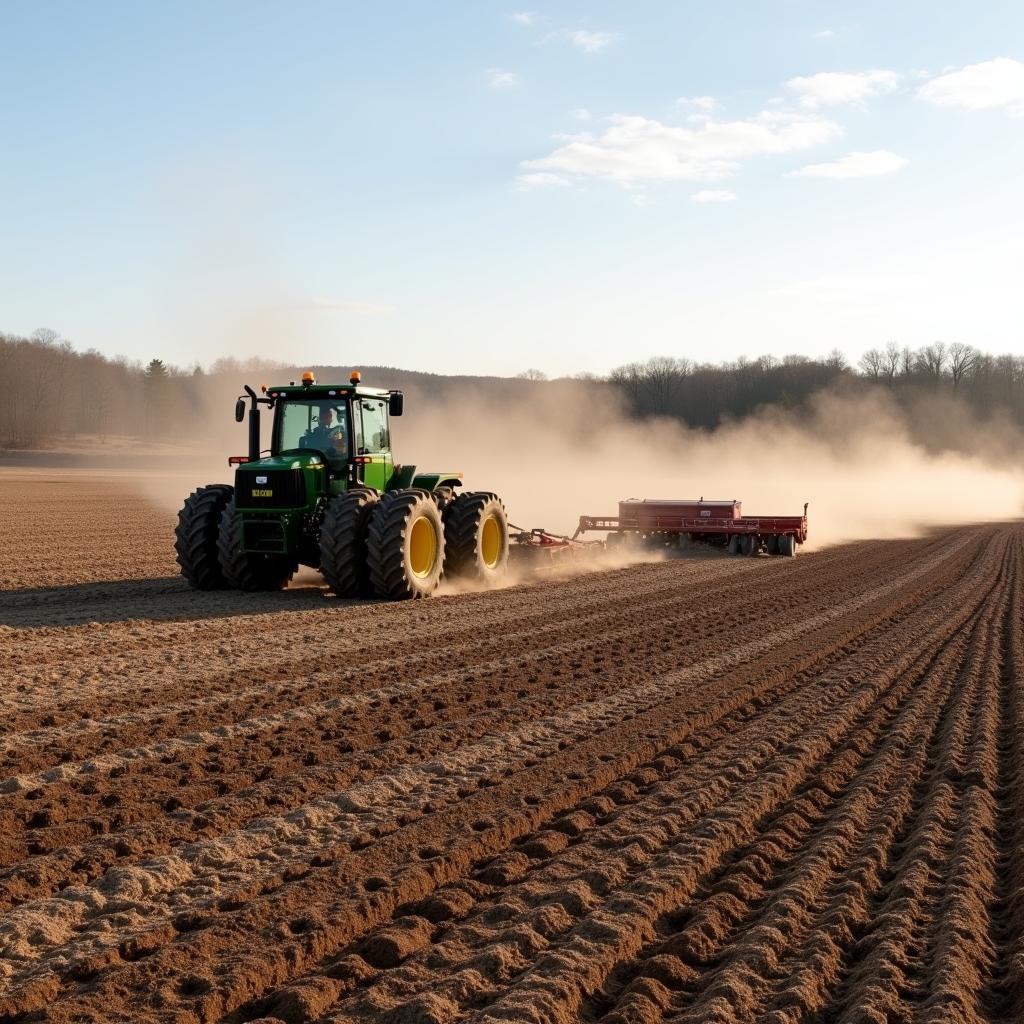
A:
[825,348,849,371]
[947,342,978,390]
[899,345,914,378]
[859,348,885,379]
[516,368,548,381]
[915,342,948,382]
[643,356,691,415]
[609,362,645,407]
[883,341,901,381]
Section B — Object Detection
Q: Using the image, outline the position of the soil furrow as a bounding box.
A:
[437,539,1003,1024]
[593,577,997,1024]
[663,535,1011,1024]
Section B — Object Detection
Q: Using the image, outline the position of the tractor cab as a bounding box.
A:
[259,371,402,492]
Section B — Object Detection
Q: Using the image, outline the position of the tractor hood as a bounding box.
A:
[238,451,326,472]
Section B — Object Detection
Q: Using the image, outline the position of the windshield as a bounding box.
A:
[275,399,350,463]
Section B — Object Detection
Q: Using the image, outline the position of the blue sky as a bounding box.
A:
[2,1,1022,376]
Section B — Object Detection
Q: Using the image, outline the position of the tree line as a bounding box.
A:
[0,330,211,448]
[607,342,1024,431]
[3,328,1024,450]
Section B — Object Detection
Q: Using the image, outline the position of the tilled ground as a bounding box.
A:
[1,472,1022,1023]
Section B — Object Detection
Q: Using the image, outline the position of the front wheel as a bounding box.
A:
[175,484,234,590]
[367,490,446,599]
[217,499,296,591]
[444,491,509,584]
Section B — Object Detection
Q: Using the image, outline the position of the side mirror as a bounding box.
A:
[388,391,404,416]
[234,398,246,422]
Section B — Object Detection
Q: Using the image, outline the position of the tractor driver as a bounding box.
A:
[307,406,346,458]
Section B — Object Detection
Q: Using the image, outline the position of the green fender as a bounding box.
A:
[411,471,463,492]
[385,466,463,492]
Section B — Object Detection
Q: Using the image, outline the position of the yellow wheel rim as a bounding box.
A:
[409,515,438,579]
[480,513,502,569]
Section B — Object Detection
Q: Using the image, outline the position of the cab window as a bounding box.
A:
[358,399,389,453]
[276,399,349,465]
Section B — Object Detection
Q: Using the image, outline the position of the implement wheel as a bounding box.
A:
[727,534,740,556]
[217,498,296,591]
[175,484,234,590]
[766,534,780,556]
[319,488,380,597]
[778,533,797,557]
[743,535,759,557]
[367,489,445,599]
[444,491,509,584]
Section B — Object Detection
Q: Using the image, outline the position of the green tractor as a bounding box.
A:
[175,371,509,599]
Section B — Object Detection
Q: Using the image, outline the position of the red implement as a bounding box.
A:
[574,497,808,555]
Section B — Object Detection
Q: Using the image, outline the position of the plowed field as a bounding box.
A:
[1,471,1022,1023]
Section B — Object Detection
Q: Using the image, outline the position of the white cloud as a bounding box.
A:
[677,95,719,111]
[514,171,572,190]
[786,69,900,108]
[509,11,537,26]
[917,57,1024,114]
[690,189,737,203]
[568,30,616,53]
[789,150,908,178]
[521,111,840,186]
[572,107,592,120]
[487,68,520,89]
[814,29,836,39]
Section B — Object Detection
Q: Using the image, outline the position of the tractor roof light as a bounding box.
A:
[350,370,361,384]
[301,371,315,387]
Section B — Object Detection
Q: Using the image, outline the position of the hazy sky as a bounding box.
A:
[2,1,1023,376]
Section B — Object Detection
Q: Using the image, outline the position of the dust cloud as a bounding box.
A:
[396,382,1024,549]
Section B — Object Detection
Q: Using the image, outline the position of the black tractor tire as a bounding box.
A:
[766,534,780,556]
[217,498,296,591]
[367,490,446,599]
[444,491,510,584]
[319,488,380,597]
[743,534,759,557]
[175,484,234,590]
[778,533,797,557]
[727,534,740,556]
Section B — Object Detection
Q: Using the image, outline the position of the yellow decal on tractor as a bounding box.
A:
[252,488,273,498]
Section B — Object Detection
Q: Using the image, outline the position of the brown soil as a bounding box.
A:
[1,470,1021,1023]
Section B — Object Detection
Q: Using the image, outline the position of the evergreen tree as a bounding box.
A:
[143,358,170,436]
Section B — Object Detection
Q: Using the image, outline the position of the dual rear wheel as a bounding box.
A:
[319,487,508,600]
